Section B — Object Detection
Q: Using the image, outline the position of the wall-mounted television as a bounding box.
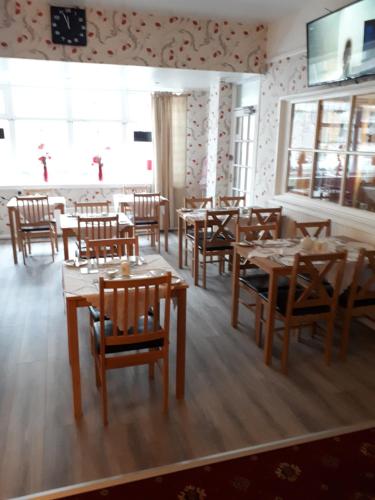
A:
[307,0,375,86]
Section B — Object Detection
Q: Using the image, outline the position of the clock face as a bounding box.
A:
[50,6,87,46]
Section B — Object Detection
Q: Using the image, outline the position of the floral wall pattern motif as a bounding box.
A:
[0,0,267,74]
[215,83,233,198]
[186,91,209,197]
[255,53,307,202]
[206,84,220,198]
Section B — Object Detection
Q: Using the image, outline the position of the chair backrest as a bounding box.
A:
[98,273,172,352]
[250,207,282,237]
[133,193,160,222]
[294,219,331,238]
[346,249,375,307]
[74,201,111,215]
[236,223,278,242]
[184,196,213,209]
[16,196,52,227]
[87,237,139,263]
[77,215,119,255]
[286,252,347,318]
[203,209,239,250]
[219,195,246,207]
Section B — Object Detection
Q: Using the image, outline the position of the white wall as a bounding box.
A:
[267,0,353,59]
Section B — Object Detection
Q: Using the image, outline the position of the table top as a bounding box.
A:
[7,196,66,208]
[60,212,133,229]
[177,207,252,223]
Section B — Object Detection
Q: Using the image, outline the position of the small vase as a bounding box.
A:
[98,163,103,181]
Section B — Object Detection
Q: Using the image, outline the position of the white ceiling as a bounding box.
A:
[0,58,259,92]
[76,0,303,23]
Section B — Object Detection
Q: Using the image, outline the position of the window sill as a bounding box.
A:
[271,193,375,235]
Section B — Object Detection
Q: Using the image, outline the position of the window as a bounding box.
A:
[286,93,375,213]
[0,76,153,186]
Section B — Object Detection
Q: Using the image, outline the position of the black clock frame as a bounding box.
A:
[50,6,87,46]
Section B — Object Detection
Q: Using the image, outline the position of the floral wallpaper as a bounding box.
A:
[215,82,233,198]
[206,84,220,198]
[0,0,267,74]
[185,91,209,198]
[255,53,307,202]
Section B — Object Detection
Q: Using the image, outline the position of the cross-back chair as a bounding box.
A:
[256,251,347,373]
[133,193,161,251]
[74,200,111,215]
[232,223,288,343]
[94,273,172,424]
[219,195,246,207]
[183,196,213,267]
[294,219,332,238]
[76,215,119,258]
[197,209,239,288]
[339,249,375,359]
[250,207,282,238]
[16,195,58,264]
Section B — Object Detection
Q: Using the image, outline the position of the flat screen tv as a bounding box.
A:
[307,0,375,86]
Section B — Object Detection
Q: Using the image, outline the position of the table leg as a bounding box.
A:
[264,270,277,366]
[193,222,200,286]
[178,215,183,269]
[175,287,187,399]
[66,298,82,419]
[231,249,240,328]
[8,207,18,264]
[63,229,69,260]
[164,201,169,252]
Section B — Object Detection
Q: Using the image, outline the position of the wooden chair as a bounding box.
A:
[133,193,161,252]
[16,195,57,264]
[339,249,375,359]
[232,223,288,343]
[250,207,283,238]
[197,209,239,288]
[76,215,119,258]
[219,195,246,207]
[74,200,111,215]
[184,196,213,267]
[94,273,172,424]
[294,219,332,238]
[256,251,347,373]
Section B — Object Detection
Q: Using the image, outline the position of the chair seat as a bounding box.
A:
[21,225,52,232]
[197,235,234,251]
[89,305,109,322]
[93,317,163,354]
[339,289,375,308]
[240,270,290,293]
[259,287,331,317]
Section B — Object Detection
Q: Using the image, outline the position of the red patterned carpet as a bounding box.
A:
[65,427,375,500]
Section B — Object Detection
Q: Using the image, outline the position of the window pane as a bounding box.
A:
[241,142,248,165]
[287,150,313,196]
[234,142,241,165]
[242,115,249,140]
[71,89,122,120]
[0,89,5,115]
[0,120,12,183]
[12,87,67,118]
[344,155,375,211]
[312,152,345,203]
[317,98,350,150]
[350,94,375,153]
[290,102,317,149]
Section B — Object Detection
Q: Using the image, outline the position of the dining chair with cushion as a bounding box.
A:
[184,196,213,267]
[74,200,111,215]
[85,236,139,354]
[219,195,246,207]
[196,209,239,288]
[256,251,347,373]
[294,219,331,238]
[339,249,375,359]
[94,272,172,424]
[250,207,283,237]
[76,215,119,258]
[132,193,161,251]
[16,195,58,264]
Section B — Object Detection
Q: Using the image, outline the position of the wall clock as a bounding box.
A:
[50,6,87,46]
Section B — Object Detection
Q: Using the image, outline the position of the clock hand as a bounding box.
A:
[61,12,71,30]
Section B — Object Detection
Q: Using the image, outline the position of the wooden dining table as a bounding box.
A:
[113,194,170,252]
[62,254,188,419]
[7,195,66,264]
[60,212,134,260]
[231,237,375,366]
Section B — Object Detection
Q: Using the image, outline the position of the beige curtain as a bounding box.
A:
[152,93,187,228]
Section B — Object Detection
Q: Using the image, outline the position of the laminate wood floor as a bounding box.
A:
[1,235,375,498]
